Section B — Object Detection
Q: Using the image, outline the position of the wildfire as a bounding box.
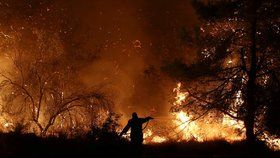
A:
[143,129,153,139]
[152,135,167,143]
[173,111,202,142]
[170,82,280,151]
[261,133,280,151]
[171,82,246,142]
[172,110,246,142]
[173,83,188,106]
[143,129,167,144]
[0,117,14,132]
[141,82,247,144]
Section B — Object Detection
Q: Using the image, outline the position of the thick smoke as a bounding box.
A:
[0,0,199,121]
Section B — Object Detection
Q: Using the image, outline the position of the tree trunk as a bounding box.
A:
[245,78,256,143]
[244,0,258,143]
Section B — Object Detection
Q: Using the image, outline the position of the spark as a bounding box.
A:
[0,32,12,39]
[4,123,9,128]
[133,40,141,48]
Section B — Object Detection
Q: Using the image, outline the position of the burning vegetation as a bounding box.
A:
[0,0,279,155]
[141,82,245,144]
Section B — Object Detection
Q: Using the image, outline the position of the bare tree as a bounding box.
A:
[0,49,112,136]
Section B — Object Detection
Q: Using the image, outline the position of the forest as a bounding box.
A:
[0,0,279,157]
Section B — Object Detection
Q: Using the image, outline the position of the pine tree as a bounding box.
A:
[164,0,280,142]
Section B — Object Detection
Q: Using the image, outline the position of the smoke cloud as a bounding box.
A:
[0,0,199,121]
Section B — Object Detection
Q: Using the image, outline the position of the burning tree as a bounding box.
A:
[0,29,112,136]
[0,0,122,138]
[164,0,280,143]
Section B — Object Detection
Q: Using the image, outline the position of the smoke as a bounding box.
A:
[0,0,199,120]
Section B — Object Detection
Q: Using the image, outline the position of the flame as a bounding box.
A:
[141,82,247,144]
[260,133,280,151]
[170,82,280,150]
[144,129,153,139]
[152,135,167,143]
[173,83,188,106]
[173,111,202,141]
[143,129,167,144]
[171,82,245,142]
[173,110,245,142]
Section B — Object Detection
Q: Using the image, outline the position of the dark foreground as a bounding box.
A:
[0,133,279,158]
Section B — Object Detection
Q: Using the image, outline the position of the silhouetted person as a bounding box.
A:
[120,112,153,146]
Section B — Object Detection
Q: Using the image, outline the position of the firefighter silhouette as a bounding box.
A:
[120,112,153,145]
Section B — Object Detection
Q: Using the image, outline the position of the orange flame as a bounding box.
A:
[171,82,245,142]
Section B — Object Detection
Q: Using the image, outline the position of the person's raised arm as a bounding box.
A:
[141,116,154,123]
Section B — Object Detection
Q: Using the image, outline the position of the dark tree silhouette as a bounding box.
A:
[164,0,280,143]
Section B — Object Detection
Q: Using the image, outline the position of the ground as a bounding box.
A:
[0,132,279,158]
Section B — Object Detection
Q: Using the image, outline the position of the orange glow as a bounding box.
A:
[171,82,245,142]
[139,82,280,151]
[173,83,188,106]
[152,135,167,143]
